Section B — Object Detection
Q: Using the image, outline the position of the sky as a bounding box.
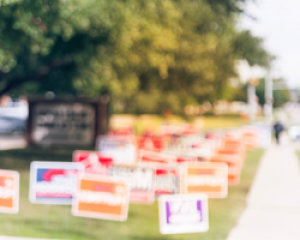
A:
[239,0,300,88]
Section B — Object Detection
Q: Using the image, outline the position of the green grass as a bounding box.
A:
[201,116,246,130]
[110,114,248,134]
[296,151,300,163]
[0,148,264,240]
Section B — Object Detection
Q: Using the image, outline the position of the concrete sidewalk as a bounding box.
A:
[227,139,300,240]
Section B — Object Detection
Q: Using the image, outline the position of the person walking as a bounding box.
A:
[273,121,284,144]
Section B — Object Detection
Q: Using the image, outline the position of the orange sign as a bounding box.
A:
[242,130,259,150]
[0,170,19,214]
[182,163,228,198]
[228,166,240,185]
[72,175,129,221]
[210,153,243,186]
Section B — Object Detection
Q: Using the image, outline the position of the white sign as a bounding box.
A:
[244,125,272,148]
[107,165,155,204]
[158,194,209,234]
[97,136,136,165]
[29,162,84,204]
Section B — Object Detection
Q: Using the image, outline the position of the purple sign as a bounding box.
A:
[159,194,208,234]
[165,200,203,224]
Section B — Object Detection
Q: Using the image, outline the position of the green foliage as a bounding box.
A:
[234,78,291,107]
[233,31,274,67]
[256,78,291,107]
[0,0,272,114]
[272,79,291,107]
[232,83,247,102]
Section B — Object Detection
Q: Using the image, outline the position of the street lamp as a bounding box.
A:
[247,78,259,122]
[264,71,273,123]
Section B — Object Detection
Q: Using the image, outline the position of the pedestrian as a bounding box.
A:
[273,121,284,144]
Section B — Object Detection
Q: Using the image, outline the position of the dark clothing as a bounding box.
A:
[273,122,284,144]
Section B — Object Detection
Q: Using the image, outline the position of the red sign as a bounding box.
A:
[73,150,113,174]
[137,137,165,151]
[138,150,176,165]
[72,175,130,221]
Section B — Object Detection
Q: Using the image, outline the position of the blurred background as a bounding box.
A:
[0,0,300,239]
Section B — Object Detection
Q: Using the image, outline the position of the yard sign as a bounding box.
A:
[29,161,84,204]
[0,170,19,214]
[182,162,228,198]
[72,175,130,221]
[158,194,209,234]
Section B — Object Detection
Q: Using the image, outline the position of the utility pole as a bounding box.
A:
[247,78,259,123]
[264,70,273,124]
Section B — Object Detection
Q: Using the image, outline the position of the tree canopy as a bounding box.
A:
[0,0,272,113]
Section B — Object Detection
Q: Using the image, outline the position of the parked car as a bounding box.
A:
[0,116,26,135]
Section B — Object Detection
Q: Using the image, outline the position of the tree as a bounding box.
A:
[252,78,290,107]
[0,0,272,114]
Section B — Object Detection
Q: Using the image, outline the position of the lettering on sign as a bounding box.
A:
[154,167,181,196]
[159,194,209,234]
[0,170,19,214]
[182,163,228,198]
[73,150,113,174]
[31,103,95,145]
[72,175,130,221]
[97,136,136,165]
[107,166,155,204]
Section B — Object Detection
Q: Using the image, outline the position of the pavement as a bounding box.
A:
[0,136,26,150]
[227,135,300,240]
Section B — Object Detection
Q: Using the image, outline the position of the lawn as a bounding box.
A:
[0,147,264,240]
[296,151,300,163]
[110,114,247,134]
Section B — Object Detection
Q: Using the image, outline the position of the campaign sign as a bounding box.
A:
[97,136,136,165]
[0,170,19,214]
[158,194,209,234]
[245,125,271,148]
[138,137,165,151]
[182,163,228,198]
[154,167,181,196]
[107,166,155,204]
[211,154,242,186]
[72,175,129,221]
[29,162,84,204]
[73,150,113,174]
[228,167,240,185]
[138,150,177,165]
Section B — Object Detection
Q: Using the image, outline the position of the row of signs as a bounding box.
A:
[28,160,227,204]
[0,125,270,234]
[0,160,221,234]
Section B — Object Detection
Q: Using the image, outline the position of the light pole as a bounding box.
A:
[247,78,259,123]
[264,70,273,124]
